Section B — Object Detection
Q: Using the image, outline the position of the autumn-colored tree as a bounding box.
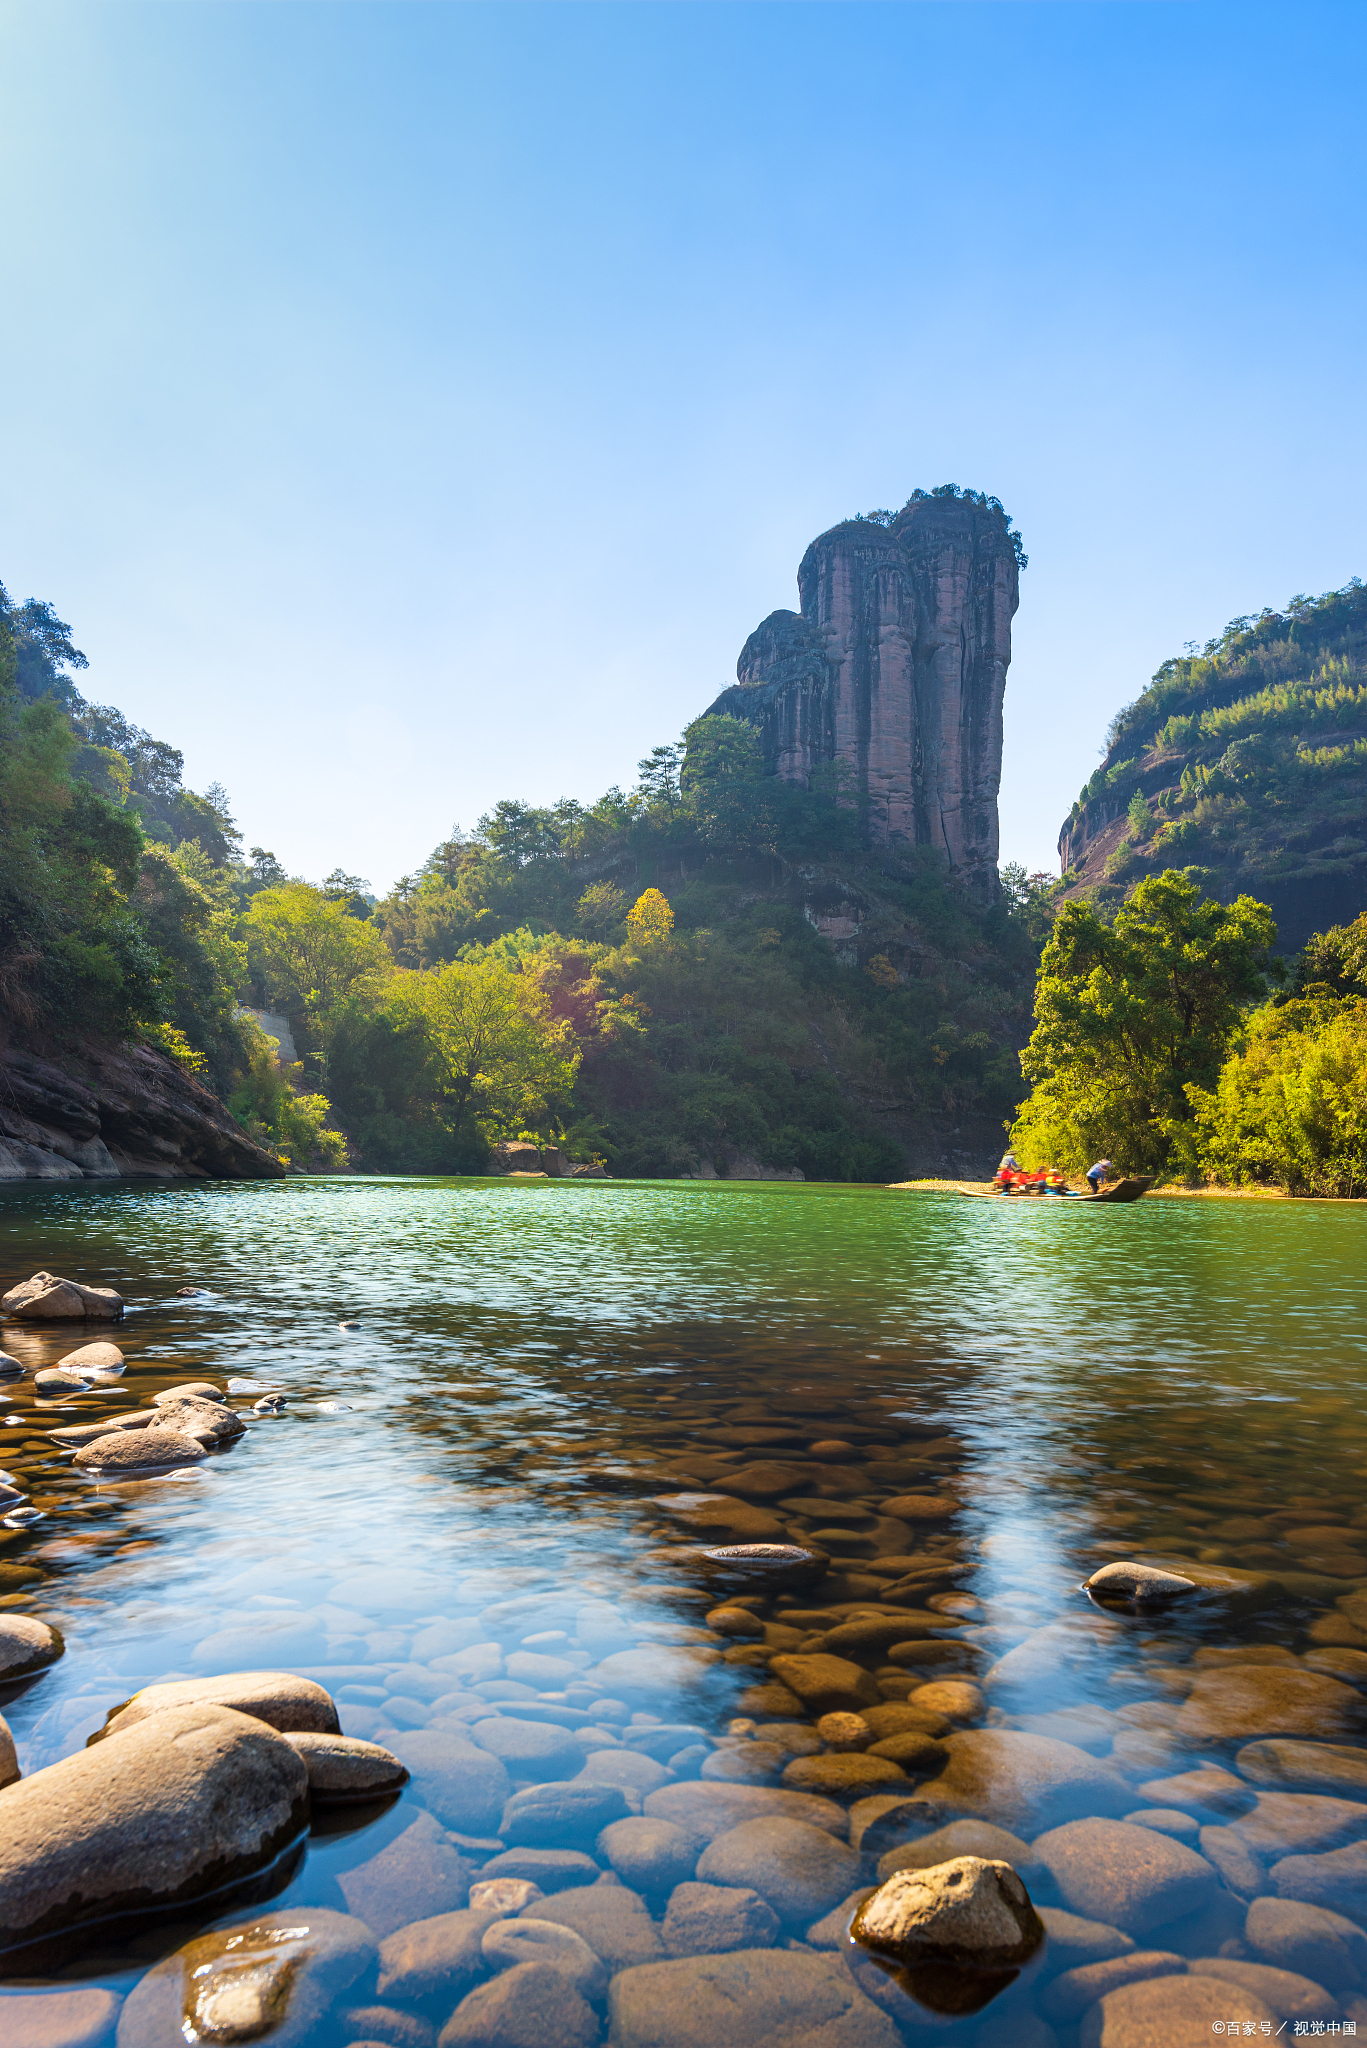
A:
[626,887,674,945]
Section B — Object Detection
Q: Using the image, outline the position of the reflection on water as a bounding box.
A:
[0,1179,1364,2043]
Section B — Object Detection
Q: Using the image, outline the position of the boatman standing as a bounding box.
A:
[1085,1157,1113,1194]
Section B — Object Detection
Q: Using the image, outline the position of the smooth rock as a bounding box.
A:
[376,1908,499,2002]
[1189,1956,1342,2021]
[700,1741,786,1784]
[77,1429,206,1470]
[482,1917,607,1997]
[341,2010,437,2048]
[805,1886,876,1948]
[339,1812,473,1938]
[862,1699,952,1740]
[1136,1766,1254,1816]
[0,1703,308,1953]
[866,1730,948,1771]
[34,1369,90,1397]
[597,1818,696,1893]
[58,1342,126,1377]
[880,1493,959,1521]
[502,1781,630,1847]
[854,1855,1043,1969]
[504,1653,576,1688]
[1234,1791,1367,1856]
[470,1718,583,1782]
[151,1379,221,1402]
[1031,1818,1218,1936]
[877,1819,1036,1883]
[2,1988,123,2046]
[1178,1667,1367,1742]
[815,1712,872,1751]
[1238,1739,1367,1797]
[768,1654,880,1716]
[650,1494,786,1542]
[1079,1974,1274,2046]
[114,1909,373,2048]
[1198,1824,1268,1898]
[574,1748,669,1795]
[1272,1838,1367,1919]
[389,1731,512,1835]
[148,1394,244,1442]
[478,1849,601,1895]
[1083,1563,1197,1602]
[907,1679,983,1722]
[0,1711,16,1791]
[0,1615,63,1683]
[820,1617,944,1656]
[470,1880,545,1914]
[102,1670,340,1738]
[1245,1896,1367,1987]
[285,1731,408,1801]
[606,1950,903,2048]
[916,1730,1138,1834]
[643,1780,848,1845]
[661,1880,779,1956]
[781,1753,907,1797]
[1125,1808,1200,1841]
[438,1960,598,2048]
[1,1273,122,1321]
[706,1606,766,1638]
[518,1881,665,1969]
[1036,1905,1135,1966]
[696,1817,861,1927]
[1041,1950,1186,2021]
[589,1647,720,1696]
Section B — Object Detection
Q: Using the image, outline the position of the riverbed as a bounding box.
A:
[1,1177,1365,2044]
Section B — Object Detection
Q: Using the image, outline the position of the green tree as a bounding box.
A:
[395,952,579,1143]
[244,883,391,1046]
[575,881,628,940]
[1011,869,1277,1172]
[1184,996,1367,1196]
[1126,790,1153,841]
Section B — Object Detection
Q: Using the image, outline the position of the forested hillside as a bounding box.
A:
[1058,580,1367,948]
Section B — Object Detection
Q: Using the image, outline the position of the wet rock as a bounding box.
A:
[1,1273,122,1320]
[482,1917,606,1997]
[1198,1824,1268,1898]
[718,1462,815,1501]
[57,1341,125,1378]
[1079,1974,1274,2045]
[3,1988,123,2046]
[1082,1563,1197,1603]
[608,1950,902,2048]
[0,1702,308,1953]
[734,1680,806,1718]
[1136,1766,1255,1816]
[1036,1906,1135,1966]
[114,1908,373,2048]
[150,1394,245,1443]
[505,1652,576,1688]
[643,1780,848,1847]
[502,1781,630,1847]
[1238,1739,1367,1797]
[0,1710,16,1790]
[1125,1808,1200,1841]
[853,1855,1043,1971]
[1177,1667,1367,1742]
[34,1368,90,1396]
[805,1886,876,1947]
[438,1960,598,2048]
[519,1881,665,1969]
[254,1394,288,1414]
[479,1849,601,1895]
[339,1811,474,1938]
[1271,1838,1367,1919]
[596,1818,695,1893]
[862,1698,951,1740]
[819,1616,943,1656]
[866,1730,948,1771]
[1031,1818,1218,1936]
[781,1753,908,1797]
[102,1670,340,1737]
[768,1654,880,1716]
[700,1741,786,1784]
[375,1907,499,2002]
[906,1679,983,1722]
[77,1428,206,1470]
[651,1493,787,1542]
[340,2009,437,2048]
[915,1730,1138,1834]
[469,1718,583,1781]
[588,1647,720,1696]
[1040,1950,1186,2021]
[151,1378,220,1402]
[575,1748,669,1796]
[876,1819,1036,1883]
[1234,1791,1367,1856]
[705,1606,765,1638]
[389,1731,512,1835]
[470,1880,544,1913]
[660,1880,779,1956]
[880,1493,959,1521]
[815,1712,872,1750]
[1189,1956,1342,2021]
[696,1817,861,1926]
[285,1731,408,1801]
[0,1614,63,1682]
[1244,1896,1367,1987]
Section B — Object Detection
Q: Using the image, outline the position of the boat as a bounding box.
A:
[956,1175,1155,1204]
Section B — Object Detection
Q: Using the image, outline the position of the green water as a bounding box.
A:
[0,1178,1364,2043]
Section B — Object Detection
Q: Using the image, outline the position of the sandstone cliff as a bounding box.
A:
[0,1044,285,1181]
[707,490,1021,893]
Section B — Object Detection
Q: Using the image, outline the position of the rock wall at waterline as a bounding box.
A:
[706,493,1021,892]
[0,1043,284,1180]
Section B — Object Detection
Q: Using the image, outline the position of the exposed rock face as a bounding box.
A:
[708,492,1021,892]
[0,1043,283,1180]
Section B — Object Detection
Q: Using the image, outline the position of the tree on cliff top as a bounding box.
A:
[1010,869,1277,1173]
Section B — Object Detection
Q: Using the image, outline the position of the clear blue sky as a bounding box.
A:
[3,2,1364,890]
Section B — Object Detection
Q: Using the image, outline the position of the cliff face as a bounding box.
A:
[0,1044,285,1181]
[708,492,1020,893]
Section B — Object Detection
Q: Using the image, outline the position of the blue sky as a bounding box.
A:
[2,2,1364,889]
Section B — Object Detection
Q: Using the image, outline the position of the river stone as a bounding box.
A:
[1083,1563,1197,1603]
[58,1341,125,1376]
[1189,1956,1342,2020]
[482,1916,607,1997]
[781,1753,907,1798]
[148,1395,244,1443]
[867,1731,948,1771]
[501,1781,630,1847]
[574,1747,670,1795]
[389,1730,512,1835]
[0,1615,63,1682]
[735,1679,806,1717]
[3,1988,122,2047]
[644,1780,848,1846]
[876,1819,1036,1883]
[589,1647,721,1696]
[34,1368,90,1396]
[597,1818,695,1892]
[151,1378,221,1402]
[607,1950,904,2048]
[284,1730,408,1801]
[0,1351,20,1379]
[915,1731,1138,1834]
[816,1712,873,1750]
[438,1959,598,2048]
[907,1680,983,1722]
[768,1654,880,1715]
[518,1881,665,1969]
[340,2010,437,2048]
[113,1908,373,2048]
[696,1817,861,1927]
[0,1703,308,1952]
[1079,1973,1275,2046]
[1233,1791,1367,1856]
[1271,1838,1367,1919]
[701,1740,786,1784]
[880,1493,959,1521]
[0,1710,16,1791]
[1245,1896,1367,1986]
[1042,1950,1186,2021]
[651,1494,787,1541]
[102,1670,340,1738]
[1,1273,122,1320]
[661,1880,780,1955]
[706,1606,766,1638]
[376,1908,500,2001]
[479,1849,601,1895]
[1238,1739,1367,1797]
[1137,1766,1255,1816]
[1177,1667,1367,1741]
[862,1699,952,1740]
[339,1811,473,1937]
[853,1855,1043,1969]
[78,1428,207,1470]
[1036,1906,1136,1966]
[1198,1824,1268,1898]
[1031,1818,1218,1936]
[820,1616,944,1656]
[471,1879,545,1914]
[469,1718,583,1781]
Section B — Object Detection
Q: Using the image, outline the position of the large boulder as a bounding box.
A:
[114,1909,374,2048]
[0,1704,308,1954]
[0,1616,63,1684]
[852,1855,1043,1969]
[914,1730,1138,1834]
[1030,1818,1219,1936]
[100,1670,340,1738]
[607,1950,904,2048]
[1,1273,123,1320]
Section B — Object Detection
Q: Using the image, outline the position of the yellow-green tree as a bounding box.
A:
[626,887,674,945]
[244,883,391,1037]
[396,952,579,1142]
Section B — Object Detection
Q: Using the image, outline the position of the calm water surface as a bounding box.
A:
[0,1179,1364,2044]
